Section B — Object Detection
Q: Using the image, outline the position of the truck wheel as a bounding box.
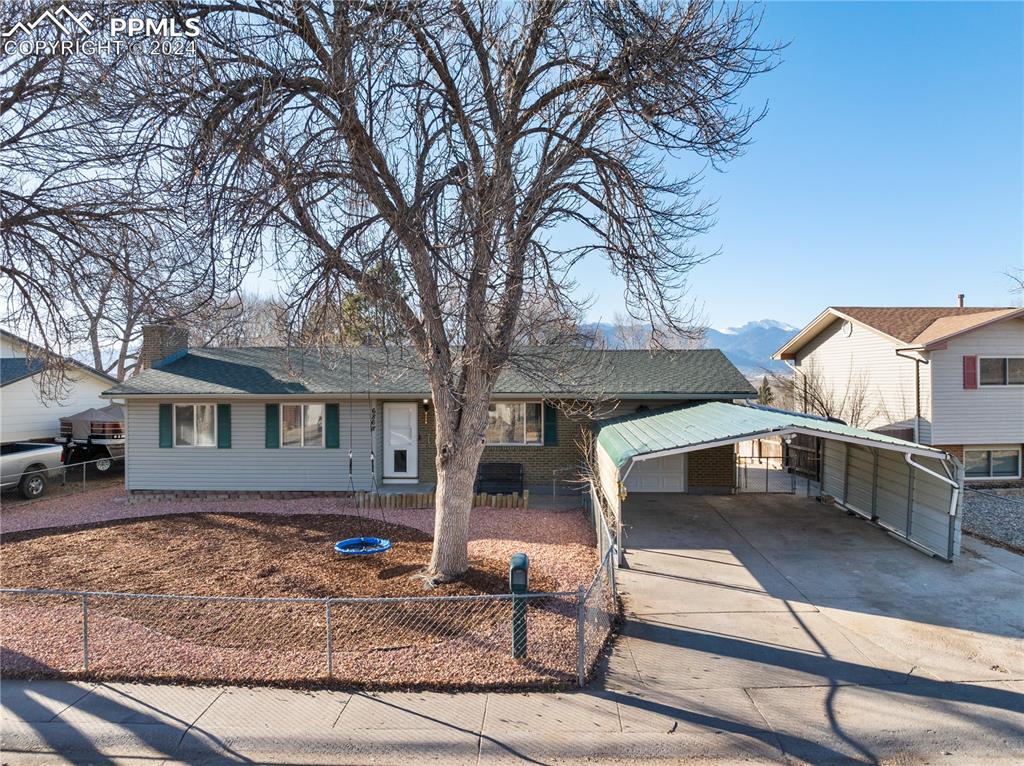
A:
[19,471,46,499]
[94,457,113,473]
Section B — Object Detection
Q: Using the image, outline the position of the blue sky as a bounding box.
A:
[246,2,1023,330]
[577,1,1024,329]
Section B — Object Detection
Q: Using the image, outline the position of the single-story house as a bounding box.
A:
[104,325,967,560]
[102,325,757,495]
[1,329,118,444]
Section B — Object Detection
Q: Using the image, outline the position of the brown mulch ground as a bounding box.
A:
[0,512,560,598]
[1,510,603,688]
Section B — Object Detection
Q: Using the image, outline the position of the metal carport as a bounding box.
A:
[593,402,964,562]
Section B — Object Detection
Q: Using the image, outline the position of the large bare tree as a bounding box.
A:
[1,2,247,389]
[116,0,776,580]
[1,2,130,391]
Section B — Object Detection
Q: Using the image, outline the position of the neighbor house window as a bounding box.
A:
[979,357,1024,386]
[965,448,1021,480]
[174,404,216,447]
[485,402,543,446]
[281,404,324,447]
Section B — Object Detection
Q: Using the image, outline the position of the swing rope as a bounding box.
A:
[336,351,392,556]
[365,360,389,527]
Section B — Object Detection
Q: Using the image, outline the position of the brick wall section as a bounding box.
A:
[140,324,189,369]
[416,402,589,485]
[935,443,1024,489]
[687,445,736,489]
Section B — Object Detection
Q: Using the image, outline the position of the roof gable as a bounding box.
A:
[0,329,117,385]
[0,357,45,387]
[775,306,1021,358]
[832,307,1015,344]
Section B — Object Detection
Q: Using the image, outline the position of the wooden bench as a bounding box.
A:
[474,462,524,495]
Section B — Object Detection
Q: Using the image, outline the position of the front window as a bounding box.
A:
[174,404,215,447]
[282,404,324,447]
[979,357,1024,386]
[965,448,1021,480]
[485,402,543,446]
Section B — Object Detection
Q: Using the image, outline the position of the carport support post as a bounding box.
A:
[576,586,586,687]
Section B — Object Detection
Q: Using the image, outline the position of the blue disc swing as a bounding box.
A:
[335,355,393,557]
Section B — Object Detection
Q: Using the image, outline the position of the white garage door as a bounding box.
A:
[624,454,688,493]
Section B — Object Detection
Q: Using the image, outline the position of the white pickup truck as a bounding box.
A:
[0,442,64,499]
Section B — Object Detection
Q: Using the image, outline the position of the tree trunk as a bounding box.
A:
[428,439,484,581]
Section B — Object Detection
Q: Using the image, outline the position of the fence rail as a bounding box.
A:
[3,453,124,503]
[0,510,618,689]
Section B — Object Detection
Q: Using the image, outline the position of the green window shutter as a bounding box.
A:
[325,403,340,448]
[543,402,558,446]
[265,404,280,448]
[158,404,173,448]
[217,404,231,448]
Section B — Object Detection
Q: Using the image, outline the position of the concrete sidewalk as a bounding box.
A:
[3,676,1023,765]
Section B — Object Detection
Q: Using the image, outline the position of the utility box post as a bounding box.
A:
[509,553,529,659]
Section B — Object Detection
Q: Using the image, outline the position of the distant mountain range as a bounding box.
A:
[588,318,798,376]
[704,320,798,376]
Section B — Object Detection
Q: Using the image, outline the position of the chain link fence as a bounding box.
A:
[1,509,619,688]
[2,453,124,504]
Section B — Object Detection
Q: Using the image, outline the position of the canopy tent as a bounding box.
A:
[593,402,964,561]
[60,403,125,440]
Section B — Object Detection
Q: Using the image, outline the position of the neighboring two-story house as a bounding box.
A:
[774,305,1024,485]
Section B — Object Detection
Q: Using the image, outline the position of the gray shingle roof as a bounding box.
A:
[103,347,756,399]
[0,357,44,387]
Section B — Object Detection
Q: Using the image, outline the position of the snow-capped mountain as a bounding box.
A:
[586,318,798,375]
[703,320,798,374]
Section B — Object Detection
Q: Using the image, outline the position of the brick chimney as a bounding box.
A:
[140,324,189,369]
[956,293,965,308]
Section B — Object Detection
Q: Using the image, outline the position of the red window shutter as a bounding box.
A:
[963,355,977,389]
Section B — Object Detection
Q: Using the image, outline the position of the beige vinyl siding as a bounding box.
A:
[125,399,374,491]
[917,361,933,445]
[1,372,112,443]
[795,318,925,437]
[929,317,1024,445]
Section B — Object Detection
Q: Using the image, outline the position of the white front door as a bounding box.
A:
[383,402,418,481]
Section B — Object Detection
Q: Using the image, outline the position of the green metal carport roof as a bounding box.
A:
[595,401,946,468]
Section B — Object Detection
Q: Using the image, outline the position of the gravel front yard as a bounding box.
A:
[0,493,604,689]
[962,488,1024,553]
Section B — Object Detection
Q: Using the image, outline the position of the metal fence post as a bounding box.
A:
[576,586,585,687]
[81,594,89,672]
[325,601,333,677]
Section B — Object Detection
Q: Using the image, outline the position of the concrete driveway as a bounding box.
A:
[604,492,1024,763]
